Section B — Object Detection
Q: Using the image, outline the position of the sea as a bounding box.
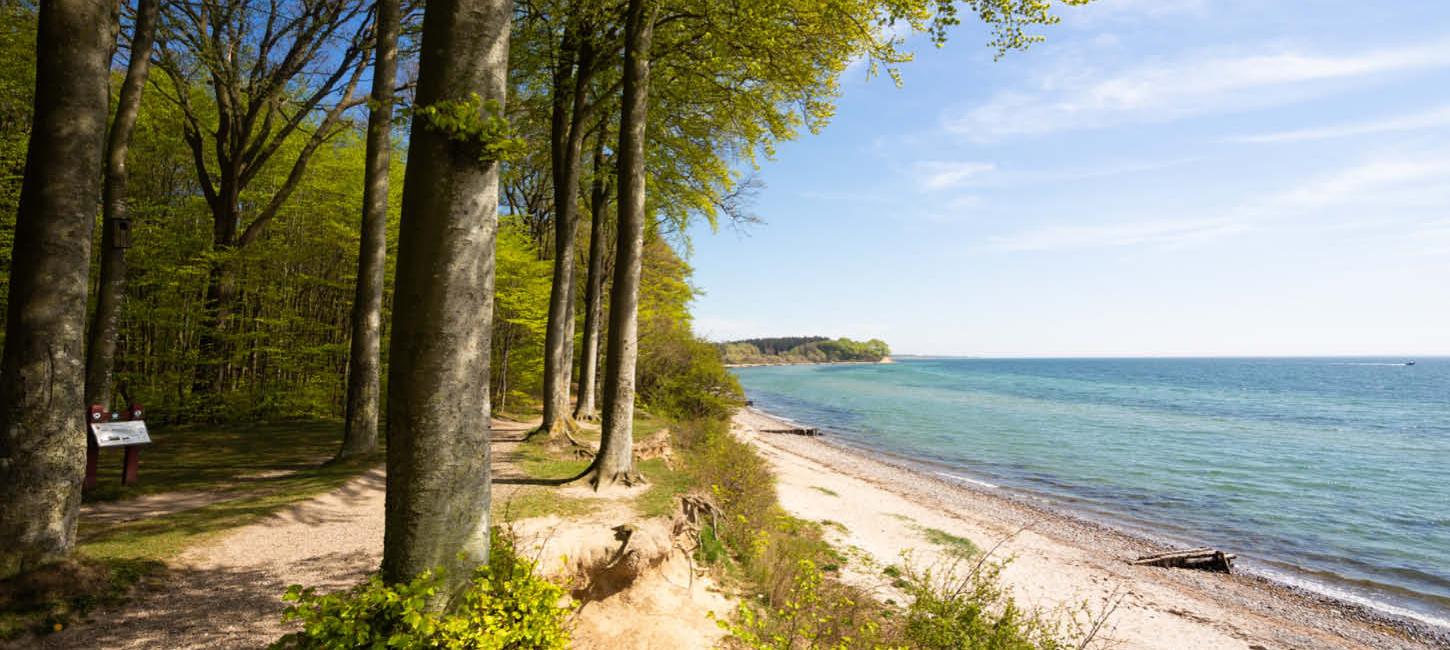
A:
[732,357,1450,629]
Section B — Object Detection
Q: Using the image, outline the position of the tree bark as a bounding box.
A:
[538,33,598,437]
[338,0,400,460]
[573,130,610,422]
[85,0,158,411]
[0,0,116,579]
[588,0,651,490]
[380,0,510,608]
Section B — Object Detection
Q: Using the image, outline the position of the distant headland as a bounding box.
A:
[718,336,892,367]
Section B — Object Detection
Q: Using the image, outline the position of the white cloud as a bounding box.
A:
[1230,105,1450,143]
[915,161,995,190]
[1260,157,1450,213]
[946,40,1450,140]
[989,155,1450,252]
[989,218,1247,252]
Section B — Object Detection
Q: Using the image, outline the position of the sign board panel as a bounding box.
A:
[90,420,151,448]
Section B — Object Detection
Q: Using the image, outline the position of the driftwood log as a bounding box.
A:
[761,427,821,437]
[1131,547,1236,573]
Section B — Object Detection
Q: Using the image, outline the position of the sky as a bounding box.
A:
[683,0,1450,358]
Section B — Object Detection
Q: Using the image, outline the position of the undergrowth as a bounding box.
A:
[272,528,569,649]
[673,417,1097,649]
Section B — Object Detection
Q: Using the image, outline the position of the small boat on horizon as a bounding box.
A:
[1405,360,1416,366]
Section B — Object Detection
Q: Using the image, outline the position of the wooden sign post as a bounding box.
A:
[85,403,150,488]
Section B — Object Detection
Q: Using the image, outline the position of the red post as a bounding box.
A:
[121,447,141,485]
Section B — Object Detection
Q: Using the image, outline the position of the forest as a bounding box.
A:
[0,0,1094,646]
[720,336,892,365]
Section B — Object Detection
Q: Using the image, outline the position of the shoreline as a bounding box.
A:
[734,406,1448,649]
[724,356,893,369]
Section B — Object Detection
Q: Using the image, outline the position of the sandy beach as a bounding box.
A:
[734,408,1448,650]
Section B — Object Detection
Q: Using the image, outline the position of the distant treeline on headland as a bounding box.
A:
[719,336,891,365]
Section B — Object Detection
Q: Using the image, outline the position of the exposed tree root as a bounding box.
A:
[524,416,582,445]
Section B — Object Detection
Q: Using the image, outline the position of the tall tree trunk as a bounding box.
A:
[587,0,651,490]
[192,201,239,406]
[538,35,597,438]
[0,0,116,580]
[381,0,510,608]
[85,0,158,411]
[338,0,400,460]
[573,131,610,422]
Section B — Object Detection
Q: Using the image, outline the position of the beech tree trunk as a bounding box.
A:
[0,0,116,580]
[380,0,510,608]
[339,0,400,460]
[573,132,610,422]
[589,0,652,489]
[538,34,597,437]
[84,0,158,411]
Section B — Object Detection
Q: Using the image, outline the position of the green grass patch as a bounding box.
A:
[494,487,598,521]
[0,558,157,640]
[515,441,590,481]
[80,456,376,563]
[77,419,379,565]
[820,519,849,534]
[917,526,979,555]
[636,458,691,518]
[82,419,355,502]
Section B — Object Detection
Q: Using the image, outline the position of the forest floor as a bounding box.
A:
[8,417,730,649]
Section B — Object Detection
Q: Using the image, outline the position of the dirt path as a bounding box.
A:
[29,420,536,650]
[23,419,729,649]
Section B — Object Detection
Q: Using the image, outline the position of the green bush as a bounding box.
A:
[721,559,894,650]
[675,419,1081,649]
[899,553,1069,650]
[273,530,570,649]
[639,334,744,421]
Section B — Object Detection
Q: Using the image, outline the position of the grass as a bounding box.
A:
[636,458,692,518]
[494,487,598,521]
[820,519,849,534]
[0,558,156,639]
[917,526,979,555]
[78,419,377,564]
[82,419,351,502]
[2,419,378,641]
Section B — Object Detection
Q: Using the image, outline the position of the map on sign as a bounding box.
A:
[90,421,151,448]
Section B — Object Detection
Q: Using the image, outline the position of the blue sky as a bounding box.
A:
[685,0,1450,357]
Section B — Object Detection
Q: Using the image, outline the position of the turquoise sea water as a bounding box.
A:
[733,357,1450,627]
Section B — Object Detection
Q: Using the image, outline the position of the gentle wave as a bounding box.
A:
[934,471,1000,489]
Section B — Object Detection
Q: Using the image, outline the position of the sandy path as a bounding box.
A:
[736,409,1442,650]
[24,419,728,650]
[29,467,386,649]
[30,420,537,650]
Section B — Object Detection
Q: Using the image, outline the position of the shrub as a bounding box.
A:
[273,529,570,649]
[675,418,1083,649]
[721,559,895,650]
[898,552,1071,650]
[638,332,744,421]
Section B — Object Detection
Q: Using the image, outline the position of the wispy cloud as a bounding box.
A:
[916,161,995,190]
[946,40,1450,140]
[989,218,1247,252]
[989,155,1450,252]
[1229,105,1450,143]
